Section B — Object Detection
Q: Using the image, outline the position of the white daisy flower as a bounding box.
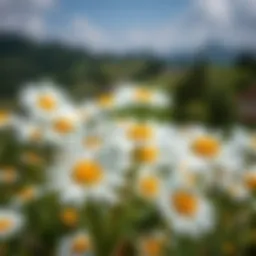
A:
[80,120,132,155]
[45,105,83,145]
[57,230,94,256]
[135,167,164,201]
[123,120,166,147]
[20,150,45,166]
[95,90,121,110]
[158,186,214,237]
[49,149,125,205]
[114,85,169,108]
[0,166,19,184]
[62,120,132,176]
[20,80,69,120]
[178,138,245,191]
[173,126,223,174]
[13,117,46,144]
[131,125,180,168]
[137,231,168,256]
[59,207,80,227]
[0,209,24,240]
[217,165,256,202]
[11,185,45,207]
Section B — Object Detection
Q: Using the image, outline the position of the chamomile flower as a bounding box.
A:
[137,231,167,256]
[13,117,46,144]
[136,167,164,201]
[11,185,44,207]
[209,139,246,192]
[159,186,214,237]
[60,207,80,227]
[45,105,82,144]
[174,126,223,174]
[0,110,14,129]
[124,120,166,148]
[115,85,169,108]
[20,80,68,120]
[96,91,116,110]
[80,120,132,155]
[172,161,206,190]
[20,151,45,166]
[50,150,125,205]
[0,209,24,240]
[0,166,18,184]
[124,123,178,169]
[57,231,93,256]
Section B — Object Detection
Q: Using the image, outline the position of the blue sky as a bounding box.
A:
[1,0,256,54]
[54,0,189,30]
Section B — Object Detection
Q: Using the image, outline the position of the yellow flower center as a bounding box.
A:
[1,167,17,183]
[71,235,91,253]
[139,176,160,198]
[29,129,43,142]
[192,136,220,158]
[244,174,256,191]
[22,152,43,165]
[37,94,56,111]
[72,160,103,186]
[17,187,36,201]
[134,146,159,163]
[135,88,153,102]
[0,219,13,232]
[172,191,198,217]
[83,136,102,150]
[128,125,154,142]
[60,208,78,227]
[0,111,10,124]
[53,118,74,134]
[98,94,114,107]
[141,238,163,256]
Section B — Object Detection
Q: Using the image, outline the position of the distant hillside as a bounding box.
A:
[0,33,101,97]
[0,33,166,98]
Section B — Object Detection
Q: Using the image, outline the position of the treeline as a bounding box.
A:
[172,57,256,127]
[0,33,165,98]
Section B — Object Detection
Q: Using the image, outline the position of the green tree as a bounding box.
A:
[172,61,209,122]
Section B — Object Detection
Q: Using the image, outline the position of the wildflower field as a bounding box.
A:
[0,80,255,256]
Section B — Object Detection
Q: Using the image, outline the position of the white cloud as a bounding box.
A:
[0,0,55,38]
[63,0,256,53]
[59,0,253,53]
[1,0,256,53]
[64,17,108,50]
[196,0,233,25]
